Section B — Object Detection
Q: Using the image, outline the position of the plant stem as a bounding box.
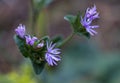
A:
[58,32,75,48]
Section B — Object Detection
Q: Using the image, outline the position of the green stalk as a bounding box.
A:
[58,32,75,48]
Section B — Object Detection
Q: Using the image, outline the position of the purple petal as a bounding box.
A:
[90,29,97,34]
[45,41,61,66]
[37,43,44,48]
[51,49,61,54]
[86,28,94,36]
[80,4,99,36]
[15,24,26,38]
[90,25,99,28]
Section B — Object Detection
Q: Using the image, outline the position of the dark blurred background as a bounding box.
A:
[0,0,120,83]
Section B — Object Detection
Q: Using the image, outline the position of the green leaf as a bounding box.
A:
[64,15,76,25]
[74,12,81,31]
[34,0,53,11]
[40,36,50,42]
[14,35,29,58]
[31,60,45,75]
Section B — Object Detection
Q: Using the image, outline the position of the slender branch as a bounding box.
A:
[58,32,75,48]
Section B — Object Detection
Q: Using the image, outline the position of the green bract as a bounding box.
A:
[64,12,90,38]
[14,35,50,74]
[14,34,62,74]
[14,35,30,58]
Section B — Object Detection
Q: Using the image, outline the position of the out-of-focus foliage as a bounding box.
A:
[33,0,52,11]
[38,41,120,83]
[1,41,120,83]
[0,63,37,83]
[35,10,48,37]
[30,0,53,36]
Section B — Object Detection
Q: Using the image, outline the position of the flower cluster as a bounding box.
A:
[81,5,99,36]
[15,24,61,66]
[14,4,100,74]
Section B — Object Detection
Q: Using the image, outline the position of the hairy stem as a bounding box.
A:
[58,32,75,48]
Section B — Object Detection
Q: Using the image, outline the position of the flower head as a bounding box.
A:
[15,24,26,38]
[45,42,61,66]
[86,5,99,20]
[25,35,38,46]
[81,5,99,36]
[37,42,44,48]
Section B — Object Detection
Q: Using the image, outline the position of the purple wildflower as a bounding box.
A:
[86,5,99,21]
[25,35,38,46]
[81,5,99,36]
[37,42,44,48]
[45,42,61,66]
[15,24,26,38]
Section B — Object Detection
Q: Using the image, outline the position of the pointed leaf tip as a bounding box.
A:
[31,60,45,75]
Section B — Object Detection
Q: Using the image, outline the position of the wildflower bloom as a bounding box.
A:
[86,5,99,21]
[81,5,99,36]
[15,24,26,38]
[37,42,44,48]
[45,42,61,66]
[25,35,38,46]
